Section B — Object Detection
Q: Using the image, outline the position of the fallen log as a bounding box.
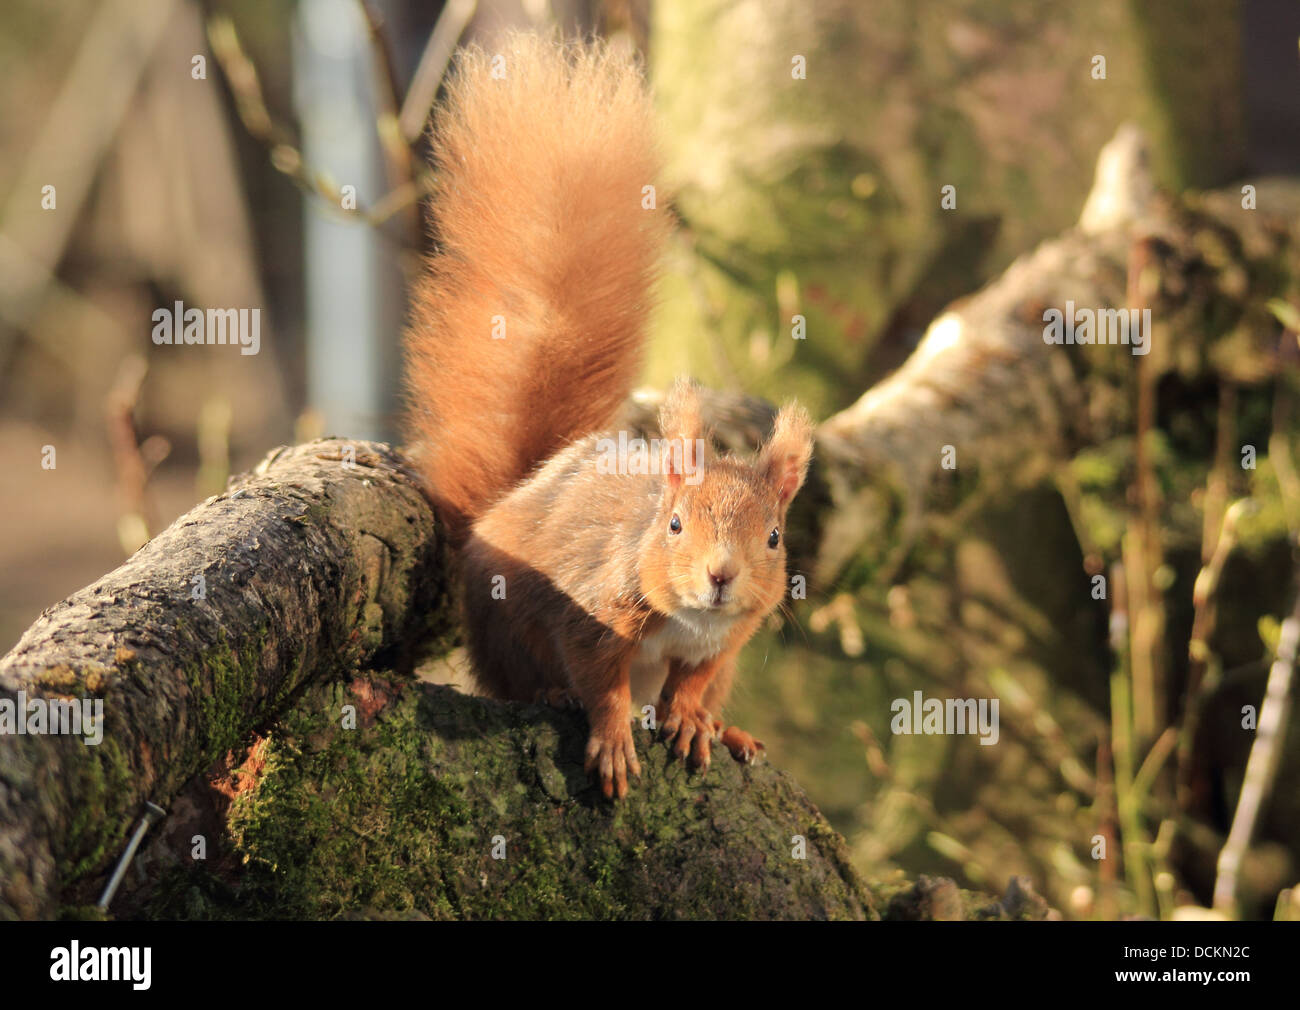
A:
[0,439,443,918]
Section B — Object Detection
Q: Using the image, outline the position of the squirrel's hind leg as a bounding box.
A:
[713,723,766,765]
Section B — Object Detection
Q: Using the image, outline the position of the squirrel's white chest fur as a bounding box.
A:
[628,609,737,705]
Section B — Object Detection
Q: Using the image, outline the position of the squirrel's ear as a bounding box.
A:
[658,378,706,491]
[760,402,814,508]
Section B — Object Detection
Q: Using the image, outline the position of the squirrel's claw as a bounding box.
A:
[584,722,641,800]
[659,700,717,774]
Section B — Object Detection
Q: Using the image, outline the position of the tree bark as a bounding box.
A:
[0,438,443,918]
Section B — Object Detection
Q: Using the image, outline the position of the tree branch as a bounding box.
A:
[0,439,443,918]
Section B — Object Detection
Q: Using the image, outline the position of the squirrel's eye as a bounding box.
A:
[767,528,780,549]
[669,514,682,535]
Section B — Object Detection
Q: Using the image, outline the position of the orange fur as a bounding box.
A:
[403,32,669,543]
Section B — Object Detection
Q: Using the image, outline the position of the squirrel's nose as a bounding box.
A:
[707,557,738,587]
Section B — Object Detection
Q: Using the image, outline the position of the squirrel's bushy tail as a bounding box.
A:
[403,33,669,543]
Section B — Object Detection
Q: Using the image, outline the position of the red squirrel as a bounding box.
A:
[403,33,814,799]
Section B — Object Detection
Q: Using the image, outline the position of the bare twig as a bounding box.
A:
[104,355,170,554]
[1213,315,1300,915]
[1201,383,1238,563]
[1094,728,1120,919]
[357,0,413,181]
[1127,236,1166,749]
[397,0,479,143]
[1213,581,1300,914]
[205,13,431,234]
[1108,559,1155,915]
[1178,498,1249,808]
[356,0,421,248]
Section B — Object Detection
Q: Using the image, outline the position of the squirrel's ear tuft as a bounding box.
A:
[658,378,706,490]
[760,402,814,508]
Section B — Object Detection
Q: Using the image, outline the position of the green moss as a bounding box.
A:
[181,628,267,767]
[61,737,136,883]
[358,602,386,652]
[58,905,109,921]
[140,674,877,920]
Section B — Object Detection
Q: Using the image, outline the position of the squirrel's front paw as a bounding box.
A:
[584,720,641,800]
[658,698,717,773]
